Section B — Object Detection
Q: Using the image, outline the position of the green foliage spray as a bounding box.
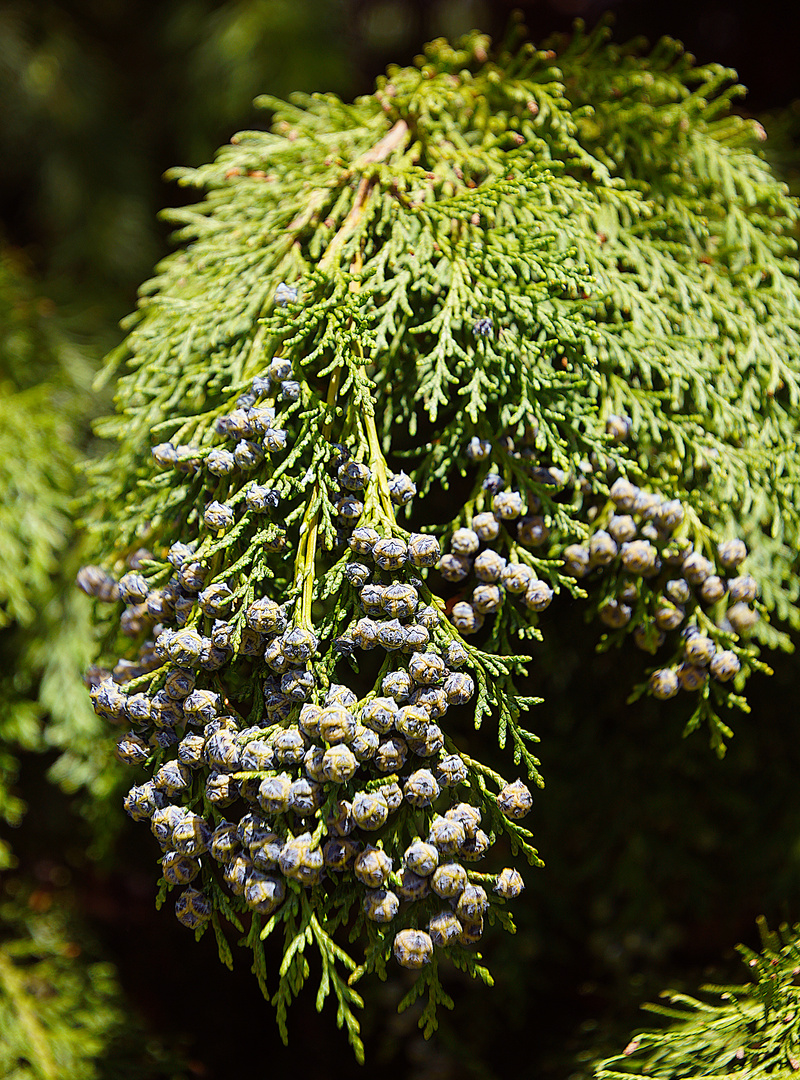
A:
[80,21,800,1063]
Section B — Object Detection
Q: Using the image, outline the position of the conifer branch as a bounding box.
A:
[78,22,798,1057]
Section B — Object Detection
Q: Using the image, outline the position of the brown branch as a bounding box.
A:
[319,120,409,271]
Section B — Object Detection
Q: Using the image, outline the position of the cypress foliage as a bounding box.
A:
[0,884,186,1079]
[595,919,800,1078]
[0,245,184,1080]
[81,21,800,1058]
[0,250,115,869]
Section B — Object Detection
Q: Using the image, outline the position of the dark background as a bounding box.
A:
[3,1,800,1077]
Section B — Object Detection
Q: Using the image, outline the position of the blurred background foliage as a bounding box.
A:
[0,879,188,1080]
[1,0,799,1076]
